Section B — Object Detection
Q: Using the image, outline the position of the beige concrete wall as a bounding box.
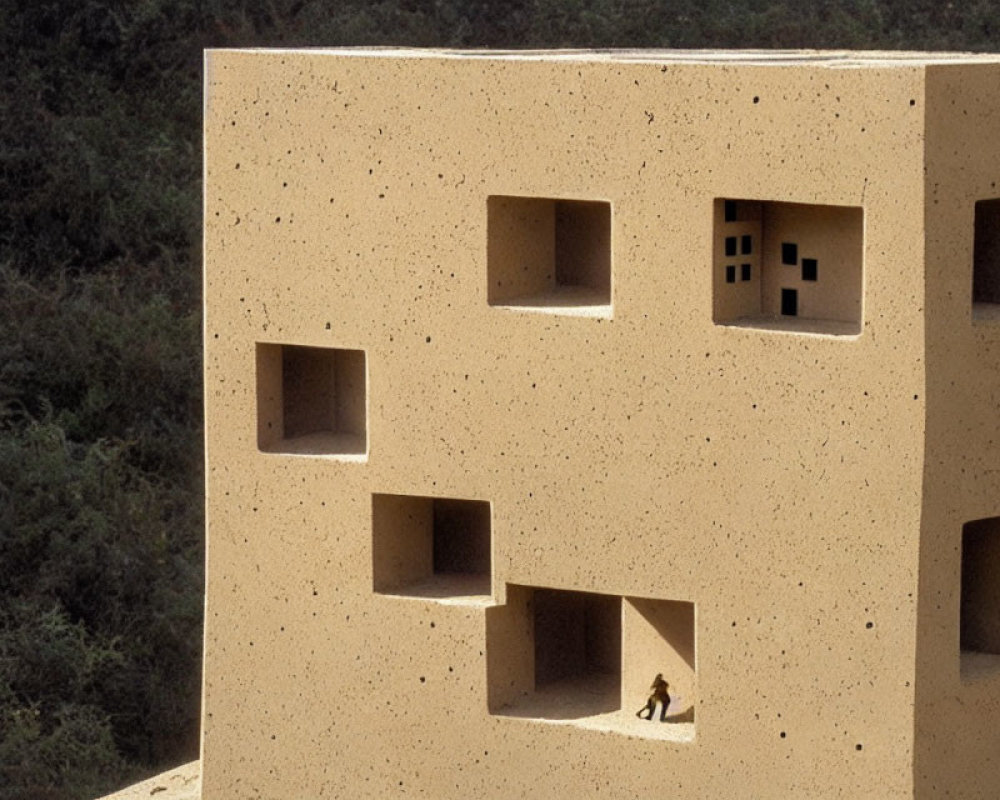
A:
[203,50,958,798]
[916,62,1000,799]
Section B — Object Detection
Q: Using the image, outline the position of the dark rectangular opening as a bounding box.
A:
[433,499,491,576]
[725,237,737,257]
[781,242,798,265]
[724,200,737,222]
[741,263,751,281]
[725,265,736,283]
[534,589,621,688]
[781,288,798,316]
[962,517,1000,655]
[802,258,818,282]
[741,234,752,255]
[974,199,1000,307]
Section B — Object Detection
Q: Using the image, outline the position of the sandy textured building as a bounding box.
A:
[202,49,1000,798]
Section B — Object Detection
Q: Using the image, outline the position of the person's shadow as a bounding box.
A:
[663,704,694,723]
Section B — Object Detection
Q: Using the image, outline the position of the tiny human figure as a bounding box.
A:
[635,673,671,721]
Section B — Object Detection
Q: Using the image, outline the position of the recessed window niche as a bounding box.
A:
[487,586,620,719]
[486,586,695,741]
[713,198,863,336]
[973,199,1000,319]
[256,343,366,457]
[487,195,612,316]
[961,516,1000,680]
[372,494,492,604]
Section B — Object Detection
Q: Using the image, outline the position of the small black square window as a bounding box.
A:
[781,288,798,316]
[725,265,736,283]
[974,199,1000,306]
[725,237,737,257]
[741,264,751,281]
[802,258,818,282]
[724,200,737,222]
[741,235,752,255]
[781,242,798,265]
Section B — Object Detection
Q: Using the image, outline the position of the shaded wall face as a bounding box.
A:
[533,589,620,685]
[433,499,491,576]
[487,196,556,303]
[203,51,929,800]
[554,200,611,293]
[282,345,336,437]
[917,63,1000,800]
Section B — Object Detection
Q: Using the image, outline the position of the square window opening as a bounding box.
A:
[256,343,366,457]
[712,198,863,336]
[486,586,620,720]
[487,196,611,315]
[372,494,492,603]
[486,587,695,742]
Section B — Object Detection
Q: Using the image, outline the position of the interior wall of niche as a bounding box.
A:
[713,198,863,336]
[622,596,696,727]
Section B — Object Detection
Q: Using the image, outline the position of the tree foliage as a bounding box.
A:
[1,267,202,798]
[3,1,1000,797]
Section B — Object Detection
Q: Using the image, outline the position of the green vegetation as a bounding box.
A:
[1,1,998,797]
[0,268,202,799]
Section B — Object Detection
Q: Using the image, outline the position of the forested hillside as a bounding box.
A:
[2,2,999,797]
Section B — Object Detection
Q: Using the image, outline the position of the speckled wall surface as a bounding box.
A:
[915,63,1000,799]
[202,50,1000,798]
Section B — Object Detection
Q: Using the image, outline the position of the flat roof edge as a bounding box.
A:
[203,47,1000,67]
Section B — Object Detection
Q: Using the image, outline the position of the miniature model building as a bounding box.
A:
[203,49,1000,798]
